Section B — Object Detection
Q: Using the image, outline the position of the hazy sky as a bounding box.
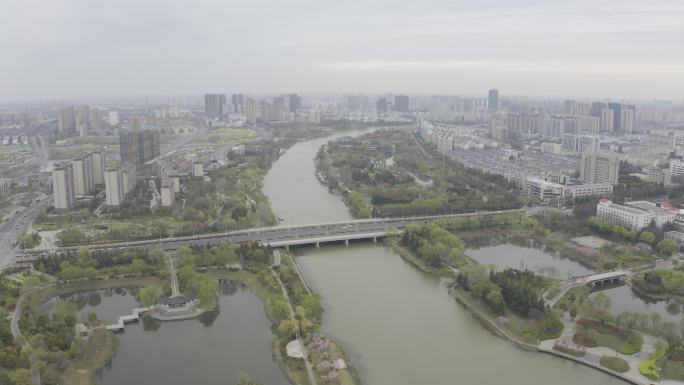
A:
[1,0,683,101]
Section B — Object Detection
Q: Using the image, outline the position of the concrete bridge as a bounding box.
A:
[17,209,522,260]
[544,270,629,307]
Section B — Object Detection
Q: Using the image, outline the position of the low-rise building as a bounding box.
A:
[562,182,613,198]
[664,231,684,245]
[597,199,677,230]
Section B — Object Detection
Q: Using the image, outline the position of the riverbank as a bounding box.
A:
[383,238,451,276]
[209,268,361,385]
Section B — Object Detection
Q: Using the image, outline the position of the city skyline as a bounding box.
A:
[1,0,683,102]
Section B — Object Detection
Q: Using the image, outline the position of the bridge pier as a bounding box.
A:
[344,239,349,245]
[373,236,377,243]
[315,241,319,248]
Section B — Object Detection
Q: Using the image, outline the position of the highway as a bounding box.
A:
[0,195,52,267]
[17,209,522,259]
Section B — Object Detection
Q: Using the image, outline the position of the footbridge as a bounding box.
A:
[17,209,522,260]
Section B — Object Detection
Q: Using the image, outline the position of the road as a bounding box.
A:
[0,195,52,267]
[17,210,522,259]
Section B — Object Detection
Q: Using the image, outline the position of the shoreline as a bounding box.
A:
[385,235,662,385]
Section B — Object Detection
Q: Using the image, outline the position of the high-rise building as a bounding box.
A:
[232,94,244,114]
[77,105,90,134]
[204,94,220,118]
[104,167,124,206]
[288,94,301,113]
[591,102,608,117]
[488,89,499,111]
[394,95,410,112]
[564,100,590,116]
[273,97,285,121]
[600,108,614,132]
[620,109,635,133]
[245,98,257,125]
[608,102,622,131]
[219,94,227,118]
[91,149,105,186]
[72,153,94,196]
[489,115,508,141]
[92,108,105,130]
[119,130,160,165]
[58,107,76,134]
[581,151,620,185]
[52,163,76,210]
[562,134,600,154]
[121,162,137,195]
[376,97,388,115]
[107,110,119,126]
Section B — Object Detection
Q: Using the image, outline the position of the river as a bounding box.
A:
[263,129,625,385]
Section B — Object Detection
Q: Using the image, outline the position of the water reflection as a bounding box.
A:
[590,285,684,324]
[465,238,593,279]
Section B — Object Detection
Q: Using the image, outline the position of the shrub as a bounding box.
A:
[640,359,660,380]
[600,356,630,373]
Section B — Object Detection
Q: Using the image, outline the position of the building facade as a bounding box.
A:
[52,163,76,210]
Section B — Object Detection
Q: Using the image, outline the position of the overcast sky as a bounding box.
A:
[1,0,683,102]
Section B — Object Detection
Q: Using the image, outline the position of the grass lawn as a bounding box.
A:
[663,360,684,381]
[196,127,258,145]
[573,320,643,354]
[68,136,119,146]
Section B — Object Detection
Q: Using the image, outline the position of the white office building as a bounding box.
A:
[597,199,677,230]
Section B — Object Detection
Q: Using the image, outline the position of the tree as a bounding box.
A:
[276,319,298,338]
[196,278,219,307]
[11,369,32,385]
[657,239,679,256]
[138,285,163,307]
[590,292,612,311]
[639,231,656,245]
[53,299,77,320]
[269,297,290,321]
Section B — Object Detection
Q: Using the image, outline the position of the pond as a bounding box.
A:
[465,242,593,279]
[589,285,684,324]
[47,282,289,385]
